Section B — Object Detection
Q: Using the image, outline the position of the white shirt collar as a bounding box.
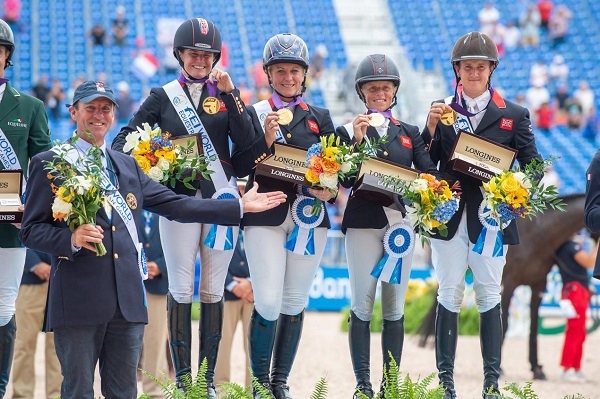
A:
[463,90,491,112]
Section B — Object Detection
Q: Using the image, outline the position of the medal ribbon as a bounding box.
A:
[285,195,324,255]
[177,73,217,97]
[366,109,393,119]
[270,91,305,109]
[371,220,415,284]
[164,79,238,251]
[56,145,149,280]
[473,203,508,258]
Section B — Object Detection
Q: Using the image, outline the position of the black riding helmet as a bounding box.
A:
[0,19,14,69]
[172,18,222,70]
[262,33,309,98]
[451,32,498,86]
[354,54,401,108]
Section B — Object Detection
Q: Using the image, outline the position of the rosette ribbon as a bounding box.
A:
[473,203,509,257]
[371,221,415,284]
[286,195,324,255]
[203,188,239,250]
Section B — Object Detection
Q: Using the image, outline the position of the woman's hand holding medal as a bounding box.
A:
[352,114,370,144]
[208,67,234,95]
[427,102,456,136]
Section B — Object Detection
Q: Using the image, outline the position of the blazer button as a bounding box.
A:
[112,226,116,231]
[114,253,119,259]
[145,243,150,248]
[383,151,389,156]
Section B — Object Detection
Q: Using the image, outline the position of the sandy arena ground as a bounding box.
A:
[6,311,598,399]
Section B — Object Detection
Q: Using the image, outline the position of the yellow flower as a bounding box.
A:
[135,155,151,173]
[500,175,522,194]
[57,186,74,202]
[306,168,320,184]
[155,148,177,163]
[136,141,151,153]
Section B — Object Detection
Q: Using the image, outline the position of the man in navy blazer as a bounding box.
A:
[19,80,286,399]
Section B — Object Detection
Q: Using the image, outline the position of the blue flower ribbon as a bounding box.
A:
[203,188,239,251]
[371,221,415,284]
[473,203,510,257]
[286,196,324,255]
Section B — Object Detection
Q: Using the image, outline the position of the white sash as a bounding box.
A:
[56,146,148,279]
[444,96,474,134]
[253,99,287,144]
[0,127,22,170]
[163,79,239,251]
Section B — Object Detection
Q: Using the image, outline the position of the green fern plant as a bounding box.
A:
[376,354,445,399]
[310,377,328,399]
[140,358,209,399]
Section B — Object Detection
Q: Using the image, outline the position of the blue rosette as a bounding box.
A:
[286,195,325,255]
[203,187,239,251]
[371,221,415,284]
[473,202,511,257]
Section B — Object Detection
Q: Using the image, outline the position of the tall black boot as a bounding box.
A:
[167,293,192,390]
[348,311,373,399]
[271,311,304,399]
[249,309,277,399]
[199,300,223,399]
[435,304,458,399]
[0,315,16,398]
[379,316,404,397]
[480,304,502,399]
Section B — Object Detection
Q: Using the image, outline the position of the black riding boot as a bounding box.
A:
[0,315,16,398]
[249,309,277,399]
[379,316,404,397]
[348,311,373,399]
[436,304,458,399]
[199,300,223,399]
[167,293,192,390]
[481,304,502,399]
[271,311,304,399]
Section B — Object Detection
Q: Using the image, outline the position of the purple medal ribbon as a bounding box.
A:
[449,86,495,117]
[0,78,8,85]
[177,73,217,97]
[366,109,393,119]
[270,91,304,109]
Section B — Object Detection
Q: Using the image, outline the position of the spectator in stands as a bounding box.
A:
[582,107,599,142]
[111,5,128,46]
[0,19,52,397]
[536,0,554,30]
[115,80,135,124]
[11,250,62,399]
[251,59,270,91]
[309,44,328,89]
[567,99,584,131]
[548,54,569,84]
[237,80,253,105]
[502,20,521,51]
[232,33,337,399]
[573,80,595,118]
[549,5,572,48]
[525,79,550,114]
[214,179,253,390]
[529,59,548,87]
[2,0,20,30]
[535,101,554,135]
[422,32,542,399]
[514,92,529,110]
[111,18,258,399]
[478,2,500,37]
[519,4,541,47]
[47,78,65,121]
[89,22,106,46]
[541,163,561,190]
[138,210,170,399]
[336,54,438,399]
[556,235,598,383]
[30,74,50,104]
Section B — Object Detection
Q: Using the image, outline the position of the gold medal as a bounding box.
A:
[202,97,220,115]
[277,108,294,125]
[440,109,457,126]
[368,113,385,127]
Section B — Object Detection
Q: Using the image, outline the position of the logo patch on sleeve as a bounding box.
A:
[500,118,514,130]
[400,136,412,148]
[307,120,319,133]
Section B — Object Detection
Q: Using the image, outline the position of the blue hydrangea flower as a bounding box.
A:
[150,135,173,151]
[305,143,323,166]
[497,203,520,222]
[433,198,459,223]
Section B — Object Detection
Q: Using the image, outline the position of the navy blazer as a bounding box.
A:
[584,150,600,278]
[139,212,168,296]
[20,148,241,331]
[21,249,51,285]
[111,84,255,197]
[232,100,336,228]
[422,93,541,245]
[337,119,438,232]
[223,234,250,301]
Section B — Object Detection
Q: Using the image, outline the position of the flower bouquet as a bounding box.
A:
[383,173,461,244]
[482,157,564,231]
[44,136,107,256]
[304,134,385,215]
[123,123,212,189]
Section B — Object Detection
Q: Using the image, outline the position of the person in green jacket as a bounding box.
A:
[0,18,51,397]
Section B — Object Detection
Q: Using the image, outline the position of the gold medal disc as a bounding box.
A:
[368,113,385,127]
[440,109,457,126]
[277,108,294,125]
[202,97,220,115]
